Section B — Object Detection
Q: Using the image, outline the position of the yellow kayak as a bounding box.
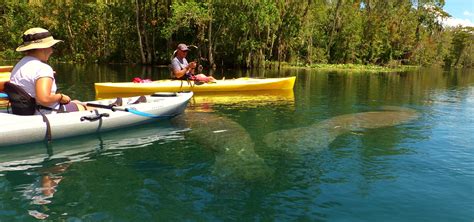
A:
[0,72,10,77]
[0,66,13,72]
[96,89,294,107]
[0,75,9,84]
[95,76,296,94]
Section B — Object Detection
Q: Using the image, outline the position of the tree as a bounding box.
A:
[449,27,474,67]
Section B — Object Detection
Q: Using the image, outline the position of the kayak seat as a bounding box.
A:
[171,72,205,88]
[4,82,46,115]
[4,82,36,115]
[193,81,203,85]
[4,82,65,115]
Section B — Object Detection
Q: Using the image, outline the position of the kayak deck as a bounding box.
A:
[95,76,296,94]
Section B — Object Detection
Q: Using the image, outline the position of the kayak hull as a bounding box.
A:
[0,72,10,92]
[0,66,13,72]
[95,76,296,94]
[0,92,193,146]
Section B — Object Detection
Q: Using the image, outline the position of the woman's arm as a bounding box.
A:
[35,77,71,106]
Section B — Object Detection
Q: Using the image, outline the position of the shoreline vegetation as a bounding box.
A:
[4,58,423,74]
[278,62,420,73]
[0,61,420,73]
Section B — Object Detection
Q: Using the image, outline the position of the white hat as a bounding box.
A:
[16,27,63,52]
[177,43,190,51]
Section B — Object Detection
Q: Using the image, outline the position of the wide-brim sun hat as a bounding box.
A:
[16,27,63,52]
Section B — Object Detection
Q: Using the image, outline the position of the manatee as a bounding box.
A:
[172,111,274,182]
[263,107,419,153]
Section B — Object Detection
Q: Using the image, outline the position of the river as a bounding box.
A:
[0,64,473,221]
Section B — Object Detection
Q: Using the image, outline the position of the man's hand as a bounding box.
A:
[188,61,197,69]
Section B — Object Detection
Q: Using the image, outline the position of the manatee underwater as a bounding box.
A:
[172,106,418,181]
[172,111,274,182]
[263,106,419,154]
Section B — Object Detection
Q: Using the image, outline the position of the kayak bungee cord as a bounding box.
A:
[85,102,175,119]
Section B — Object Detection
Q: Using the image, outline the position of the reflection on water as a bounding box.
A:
[0,122,183,172]
[0,122,184,220]
[23,163,69,220]
[96,89,295,108]
[191,90,294,109]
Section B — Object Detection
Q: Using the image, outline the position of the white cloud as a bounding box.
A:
[463,11,474,17]
[442,17,474,27]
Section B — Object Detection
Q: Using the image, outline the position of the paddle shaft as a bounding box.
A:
[86,102,127,111]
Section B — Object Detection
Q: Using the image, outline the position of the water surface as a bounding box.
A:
[0,65,473,221]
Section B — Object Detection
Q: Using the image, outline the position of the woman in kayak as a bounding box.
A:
[9,27,89,114]
[170,43,216,83]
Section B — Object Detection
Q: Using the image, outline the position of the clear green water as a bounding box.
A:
[0,65,473,221]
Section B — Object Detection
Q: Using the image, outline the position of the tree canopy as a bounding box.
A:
[0,0,472,68]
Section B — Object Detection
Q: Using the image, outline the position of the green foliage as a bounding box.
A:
[162,1,210,41]
[0,0,472,68]
[447,27,474,67]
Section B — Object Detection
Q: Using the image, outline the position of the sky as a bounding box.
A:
[441,0,474,27]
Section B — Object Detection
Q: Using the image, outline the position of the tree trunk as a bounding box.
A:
[66,21,76,56]
[142,1,152,64]
[65,12,76,56]
[135,0,146,64]
[277,38,283,70]
[208,0,214,68]
[327,0,343,62]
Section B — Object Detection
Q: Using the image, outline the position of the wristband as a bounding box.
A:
[59,93,63,103]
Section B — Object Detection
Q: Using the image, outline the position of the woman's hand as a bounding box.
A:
[59,94,71,104]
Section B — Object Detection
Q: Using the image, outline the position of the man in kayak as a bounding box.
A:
[170,43,216,83]
[9,27,89,114]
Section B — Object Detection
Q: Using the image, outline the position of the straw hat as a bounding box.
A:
[16,27,63,52]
